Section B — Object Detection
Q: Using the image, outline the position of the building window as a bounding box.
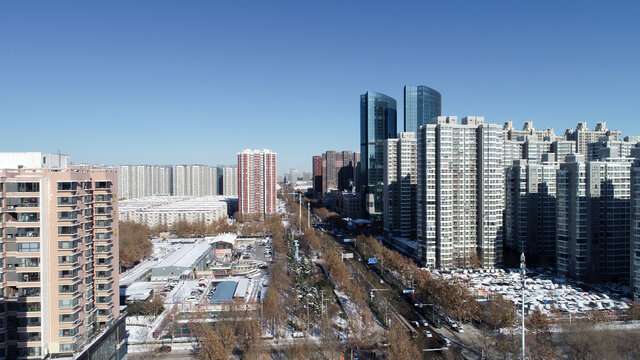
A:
[18,242,40,252]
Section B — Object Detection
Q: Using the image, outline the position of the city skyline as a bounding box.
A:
[1,2,639,172]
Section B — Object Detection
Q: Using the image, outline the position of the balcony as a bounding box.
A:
[5,197,39,209]
[94,194,112,203]
[57,196,79,207]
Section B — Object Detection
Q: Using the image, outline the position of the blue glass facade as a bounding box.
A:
[404,85,441,133]
[360,91,397,218]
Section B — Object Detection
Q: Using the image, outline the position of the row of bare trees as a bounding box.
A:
[119,221,153,269]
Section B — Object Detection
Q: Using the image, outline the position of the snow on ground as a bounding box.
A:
[334,289,384,336]
[127,315,167,343]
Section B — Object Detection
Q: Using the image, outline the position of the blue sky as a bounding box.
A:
[1,1,639,173]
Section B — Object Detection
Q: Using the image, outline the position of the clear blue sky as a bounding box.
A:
[1,1,639,173]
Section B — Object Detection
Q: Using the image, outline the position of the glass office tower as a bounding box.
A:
[404,85,441,133]
[360,91,397,219]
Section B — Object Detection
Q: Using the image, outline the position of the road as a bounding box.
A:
[315,222,483,359]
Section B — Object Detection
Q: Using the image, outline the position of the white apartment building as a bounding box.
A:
[222,166,238,196]
[118,165,172,199]
[565,121,621,156]
[588,138,639,161]
[417,116,504,269]
[557,154,631,282]
[383,132,417,240]
[172,165,218,197]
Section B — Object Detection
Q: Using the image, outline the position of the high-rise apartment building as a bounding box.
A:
[383,132,417,240]
[503,139,524,167]
[551,140,577,163]
[360,92,397,219]
[172,165,218,197]
[322,151,341,194]
[557,154,631,282]
[503,121,557,142]
[118,165,172,199]
[237,150,276,217]
[404,85,441,133]
[565,122,621,156]
[0,161,122,358]
[522,138,552,163]
[312,156,323,194]
[588,138,639,161]
[221,166,238,196]
[505,160,559,263]
[630,146,640,300]
[417,116,504,269]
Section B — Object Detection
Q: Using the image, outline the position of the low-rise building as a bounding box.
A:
[118,196,229,227]
[150,243,214,281]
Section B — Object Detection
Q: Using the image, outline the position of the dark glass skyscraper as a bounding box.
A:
[404,85,441,133]
[360,91,397,219]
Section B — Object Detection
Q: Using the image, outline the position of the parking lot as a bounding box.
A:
[433,268,631,319]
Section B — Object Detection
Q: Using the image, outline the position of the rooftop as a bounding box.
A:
[211,281,238,303]
[119,195,232,213]
[153,243,212,269]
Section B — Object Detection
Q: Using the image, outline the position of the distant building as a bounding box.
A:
[221,166,238,196]
[118,196,229,227]
[238,149,277,217]
[503,121,557,142]
[551,140,576,163]
[119,165,172,199]
[289,168,298,184]
[360,91,397,220]
[384,132,417,240]
[588,138,639,161]
[565,122,621,156]
[172,165,218,197]
[404,85,441,133]
[312,156,323,194]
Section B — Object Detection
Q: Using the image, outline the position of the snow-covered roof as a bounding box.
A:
[121,281,154,301]
[207,233,237,245]
[153,243,212,269]
[234,279,249,298]
[119,195,232,214]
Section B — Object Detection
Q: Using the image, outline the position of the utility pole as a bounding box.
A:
[521,252,526,360]
[299,194,302,223]
[307,203,310,229]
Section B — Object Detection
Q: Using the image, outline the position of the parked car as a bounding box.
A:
[155,345,171,353]
[423,330,432,338]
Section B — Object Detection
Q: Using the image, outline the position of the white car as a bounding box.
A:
[423,330,432,338]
